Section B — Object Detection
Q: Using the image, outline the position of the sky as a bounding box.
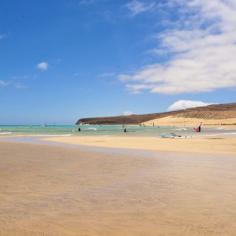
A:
[0,0,236,124]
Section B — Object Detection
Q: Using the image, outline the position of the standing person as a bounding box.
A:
[199,124,202,132]
[194,123,202,132]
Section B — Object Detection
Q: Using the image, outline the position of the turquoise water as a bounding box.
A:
[0,125,75,135]
[0,124,236,137]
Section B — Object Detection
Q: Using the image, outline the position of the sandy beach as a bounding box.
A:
[0,140,236,235]
[45,135,236,155]
[2,0,236,234]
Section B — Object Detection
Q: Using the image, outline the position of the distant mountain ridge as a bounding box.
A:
[76,103,236,125]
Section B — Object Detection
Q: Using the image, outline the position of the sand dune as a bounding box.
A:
[143,116,236,127]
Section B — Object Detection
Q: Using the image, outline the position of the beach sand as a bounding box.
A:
[1,141,236,235]
[45,135,236,155]
[143,116,236,127]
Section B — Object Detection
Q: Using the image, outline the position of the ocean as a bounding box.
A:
[0,124,235,137]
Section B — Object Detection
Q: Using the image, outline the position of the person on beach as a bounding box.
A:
[194,123,202,132]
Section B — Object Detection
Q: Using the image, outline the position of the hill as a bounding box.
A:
[76,103,236,126]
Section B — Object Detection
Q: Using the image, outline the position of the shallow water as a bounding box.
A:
[0,124,236,137]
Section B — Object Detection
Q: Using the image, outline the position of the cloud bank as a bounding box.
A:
[120,0,236,94]
[168,100,212,111]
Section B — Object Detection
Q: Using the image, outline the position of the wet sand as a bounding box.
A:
[1,141,236,235]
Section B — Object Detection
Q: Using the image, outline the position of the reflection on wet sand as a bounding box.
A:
[0,142,236,236]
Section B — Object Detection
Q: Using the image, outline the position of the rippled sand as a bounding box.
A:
[0,142,236,235]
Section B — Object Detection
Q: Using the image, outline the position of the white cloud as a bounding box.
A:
[37,62,49,71]
[120,0,236,94]
[168,100,212,111]
[123,111,133,116]
[126,0,156,16]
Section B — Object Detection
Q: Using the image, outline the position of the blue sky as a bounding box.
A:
[1,0,236,124]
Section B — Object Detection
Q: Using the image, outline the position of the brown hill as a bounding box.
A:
[76,103,236,125]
